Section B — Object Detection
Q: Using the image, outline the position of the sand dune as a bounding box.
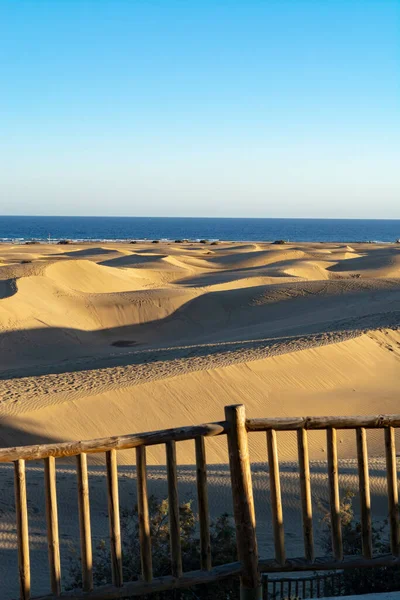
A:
[4,328,400,464]
[275,260,332,279]
[100,252,195,274]
[327,251,363,261]
[0,240,399,375]
[328,248,400,278]
[0,241,400,597]
[128,279,400,349]
[2,249,400,404]
[206,249,306,270]
[101,252,169,268]
[0,276,199,368]
[45,259,151,292]
[62,245,121,257]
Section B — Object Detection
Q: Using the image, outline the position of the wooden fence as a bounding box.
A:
[1,405,400,600]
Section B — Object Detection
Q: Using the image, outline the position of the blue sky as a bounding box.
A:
[1,0,399,218]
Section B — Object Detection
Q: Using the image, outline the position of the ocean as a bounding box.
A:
[0,215,399,244]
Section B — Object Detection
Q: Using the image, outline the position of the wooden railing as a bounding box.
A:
[1,405,400,600]
[263,572,345,599]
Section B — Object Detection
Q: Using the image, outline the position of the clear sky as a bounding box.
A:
[1,0,399,218]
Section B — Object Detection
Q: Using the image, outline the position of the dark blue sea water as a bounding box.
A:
[1,216,399,243]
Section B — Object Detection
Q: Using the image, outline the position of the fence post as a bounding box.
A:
[225,404,262,600]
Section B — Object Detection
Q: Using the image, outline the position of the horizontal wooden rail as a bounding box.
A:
[32,561,243,600]
[247,414,400,431]
[0,421,227,463]
[31,551,400,600]
[3,415,400,463]
[259,552,400,573]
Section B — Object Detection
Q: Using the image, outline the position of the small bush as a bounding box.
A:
[57,239,71,245]
[210,241,219,245]
[272,239,286,245]
[199,239,208,244]
[130,240,137,244]
[25,240,40,245]
[174,240,183,243]
[66,496,238,598]
[319,491,400,595]
[152,240,160,244]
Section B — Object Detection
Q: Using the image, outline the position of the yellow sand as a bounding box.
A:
[0,240,399,597]
[0,240,399,449]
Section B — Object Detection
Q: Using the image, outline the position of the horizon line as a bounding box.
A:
[2,215,400,221]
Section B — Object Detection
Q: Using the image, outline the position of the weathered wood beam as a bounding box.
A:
[136,446,153,582]
[76,453,93,592]
[326,428,343,560]
[195,436,212,571]
[247,415,400,432]
[14,459,31,600]
[44,457,61,596]
[225,404,261,599]
[0,422,227,463]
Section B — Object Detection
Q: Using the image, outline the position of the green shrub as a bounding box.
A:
[66,495,238,598]
[319,490,400,595]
